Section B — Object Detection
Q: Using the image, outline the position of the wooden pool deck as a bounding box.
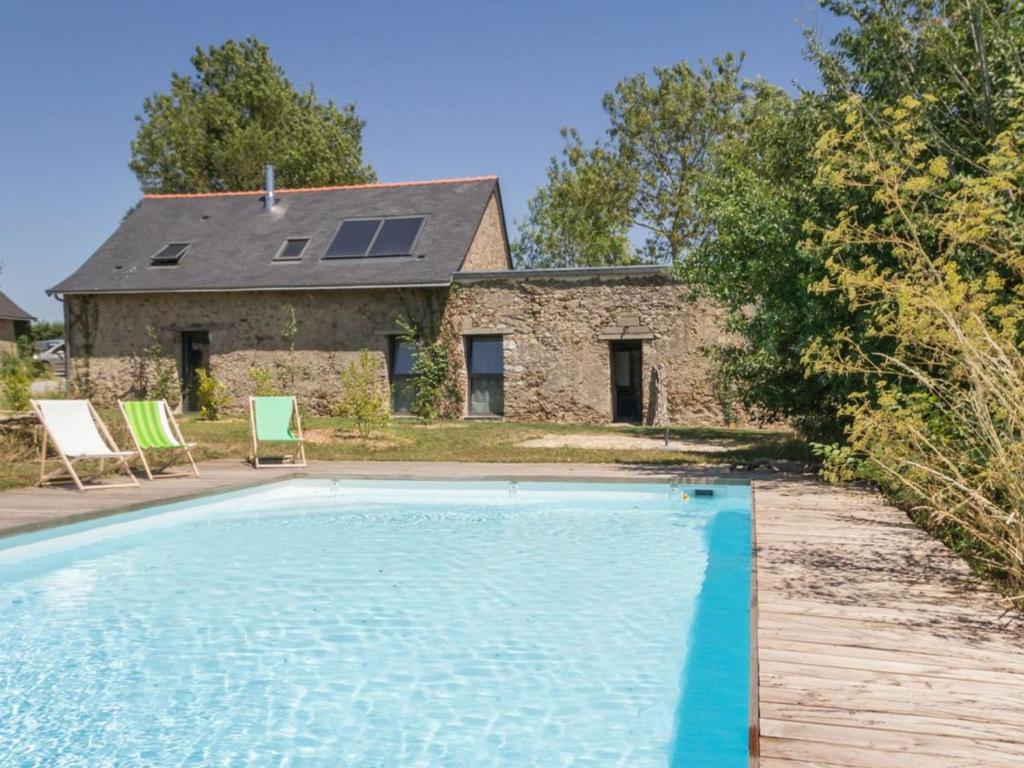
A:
[1,460,1022,766]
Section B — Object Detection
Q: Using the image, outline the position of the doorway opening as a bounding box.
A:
[180,330,210,412]
[610,340,643,423]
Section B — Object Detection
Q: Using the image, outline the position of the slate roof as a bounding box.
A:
[49,177,501,295]
[0,291,34,321]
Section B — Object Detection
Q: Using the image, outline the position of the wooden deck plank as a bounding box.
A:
[754,476,1024,766]
[759,702,1023,742]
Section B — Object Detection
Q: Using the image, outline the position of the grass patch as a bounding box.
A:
[0,412,810,491]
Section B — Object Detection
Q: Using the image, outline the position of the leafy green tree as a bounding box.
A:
[681,85,854,438]
[512,134,633,268]
[515,55,748,266]
[28,321,63,343]
[813,0,1023,160]
[130,38,375,193]
[805,93,1024,595]
[683,0,1023,439]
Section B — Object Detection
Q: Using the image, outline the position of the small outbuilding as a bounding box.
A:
[0,291,34,354]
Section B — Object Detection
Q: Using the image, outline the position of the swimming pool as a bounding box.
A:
[0,479,752,766]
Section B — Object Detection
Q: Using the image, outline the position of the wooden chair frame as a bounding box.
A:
[31,400,140,492]
[118,399,200,480]
[248,396,307,469]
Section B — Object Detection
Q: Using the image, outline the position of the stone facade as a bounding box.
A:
[458,193,511,271]
[65,269,736,426]
[65,289,448,414]
[448,271,733,424]
[0,319,17,354]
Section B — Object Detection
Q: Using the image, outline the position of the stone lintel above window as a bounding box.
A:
[597,325,655,341]
[461,327,513,336]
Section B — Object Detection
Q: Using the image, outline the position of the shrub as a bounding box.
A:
[0,353,30,411]
[250,365,276,396]
[806,96,1024,599]
[195,368,229,421]
[146,326,178,404]
[334,350,390,437]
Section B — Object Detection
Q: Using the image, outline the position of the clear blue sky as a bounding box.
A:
[0,0,842,321]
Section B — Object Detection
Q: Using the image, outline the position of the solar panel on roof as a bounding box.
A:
[324,219,381,258]
[150,243,190,265]
[368,217,424,257]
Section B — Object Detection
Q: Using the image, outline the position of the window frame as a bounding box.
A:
[466,335,505,417]
[321,215,426,260]
[388,335,418,415]
[273,236,311,262]
[149,242,191,266]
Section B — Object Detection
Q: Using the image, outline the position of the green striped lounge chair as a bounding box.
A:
[248,396,306,469]
[119,399,199,480]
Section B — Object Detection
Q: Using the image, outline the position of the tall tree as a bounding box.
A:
[683,0,1024,439]
[130,38,375,193]
[681,85,855,438]
[514,54,748,267]
[512,131,634,268]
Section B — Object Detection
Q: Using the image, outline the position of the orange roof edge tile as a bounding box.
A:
[142,175,499,199]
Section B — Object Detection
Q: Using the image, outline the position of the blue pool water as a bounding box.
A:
[0,480,751,766]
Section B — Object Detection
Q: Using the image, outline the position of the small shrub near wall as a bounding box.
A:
[0,354,30,411]
[250,366,277,397]
[195,368,229,421]
[334,350,390,438]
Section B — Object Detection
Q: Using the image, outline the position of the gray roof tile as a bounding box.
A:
[0,291,34,320]
[50,177,499,294]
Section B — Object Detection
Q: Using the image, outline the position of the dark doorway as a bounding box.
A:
[180,330,210,412]
[611,340,643,423]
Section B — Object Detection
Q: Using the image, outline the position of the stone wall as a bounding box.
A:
[65,289,448,413]
[458,193,510,271]
[0,319,16,354]
[65,270,737,425]
[447,271,735,425]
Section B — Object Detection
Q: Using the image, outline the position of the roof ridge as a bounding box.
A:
[142,175,499,200]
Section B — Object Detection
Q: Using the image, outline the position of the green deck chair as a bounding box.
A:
[119,399,199,479]
[248,395,306,468]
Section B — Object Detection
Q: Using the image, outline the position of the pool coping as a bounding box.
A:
[0,461,759,541]
[749,482,761,767]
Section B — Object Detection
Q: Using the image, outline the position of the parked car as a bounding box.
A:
[33,338,63,354]
[33,340,66,377]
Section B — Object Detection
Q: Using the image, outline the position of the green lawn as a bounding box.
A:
[0,413,810,490]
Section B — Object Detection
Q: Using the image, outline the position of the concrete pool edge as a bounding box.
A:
[0,460,761,540]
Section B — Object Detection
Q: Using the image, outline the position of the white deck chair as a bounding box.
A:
[31,399,140,491]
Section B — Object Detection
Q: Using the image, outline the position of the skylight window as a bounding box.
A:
[323,216,425,259]
[275,237,310,261]
[150,242,190,266]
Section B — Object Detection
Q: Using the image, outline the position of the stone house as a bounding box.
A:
[0,291,34,354]
[49,174,732,424]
